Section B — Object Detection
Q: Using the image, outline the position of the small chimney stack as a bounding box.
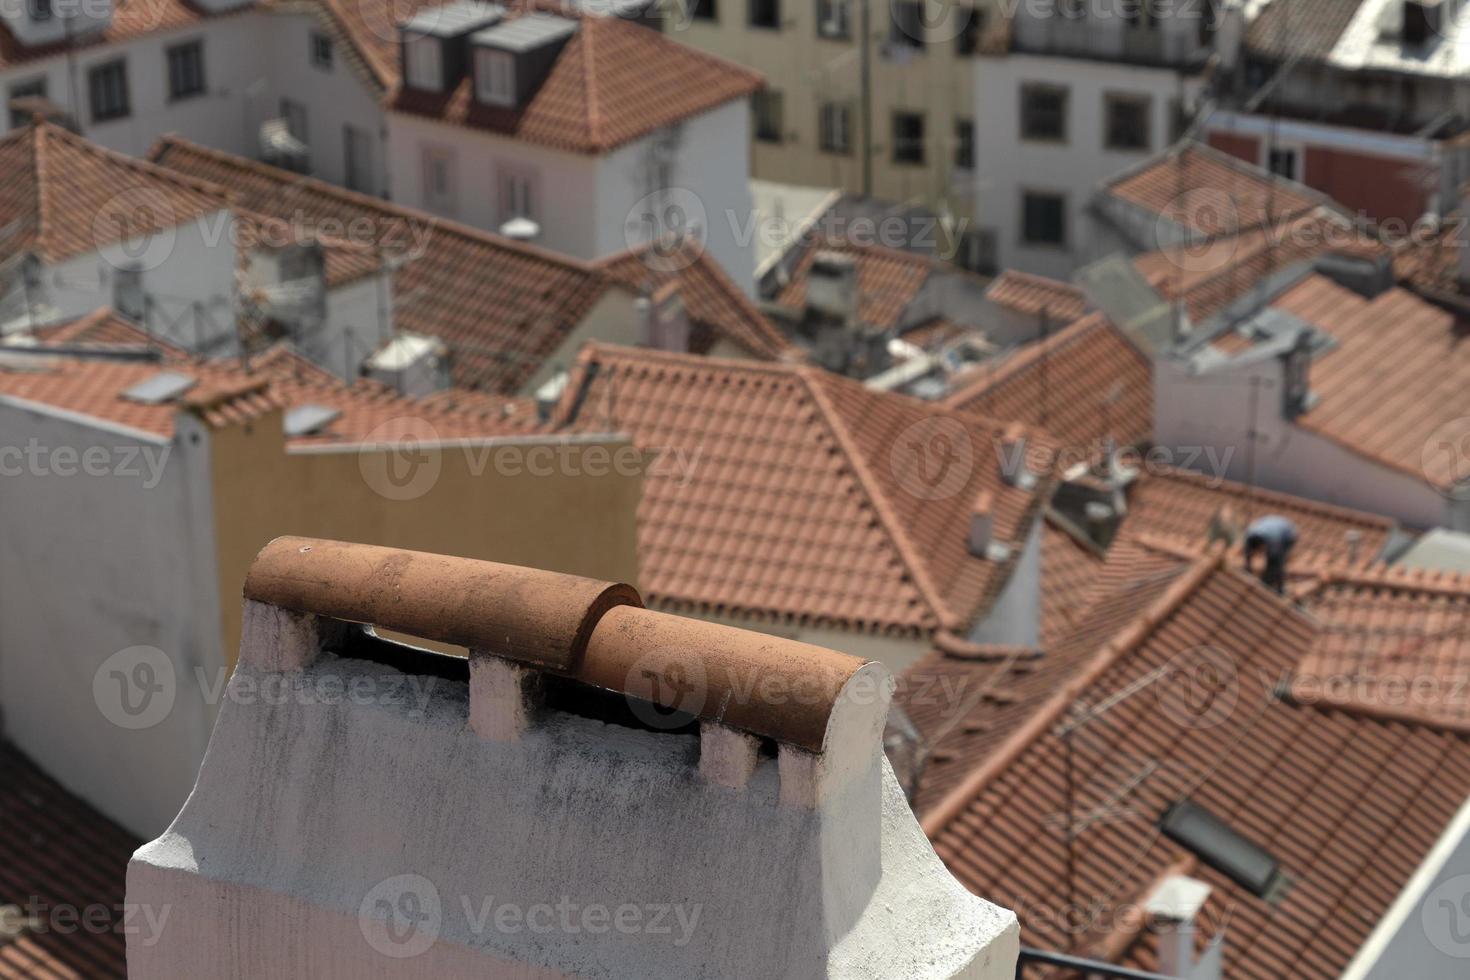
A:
[641,280,691,353]
[1281,328,1315,419]
[1146,875,1223,980]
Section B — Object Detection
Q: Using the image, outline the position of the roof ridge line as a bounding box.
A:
[1148,465,1395,529]
[581,17,603,152]
[802,370,958,632]
[942,312,1103,406]
[31,123,49,259]
[920,548,1226,838]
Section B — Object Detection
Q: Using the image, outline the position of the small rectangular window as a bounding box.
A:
[1104,92,1150,152]
[1020,83,1067,142]
[819,102,850,154]
[816,0,850,38]
[1268,146,1298,181]
[890,1,925,47]
[405,36,442,91]
[311,32,334,70]
[88,59,130,123]
[475,48,516,107]
[691,0,717,19]
[956,7,982,54]
[753,90,784,143]
[422,145,457,214]
[8,77,46,129]
[954,117,974,170]
[749,0,780,28]
[1021,190,1066,246]
[499,167,537,222]
[344,124,372,193]
[892,110,924,164]
[166,41,205,101]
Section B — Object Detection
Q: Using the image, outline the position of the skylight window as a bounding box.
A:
[284,404,341,437]
[1160,800,1285,901]
[121,371,196,405]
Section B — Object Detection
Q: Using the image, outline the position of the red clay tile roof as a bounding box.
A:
[1132,211,1385,325]
[553,342,1053,634]
[24,309,187,356]
[1123,464,1396,567]
[0,121,230,265]
[1103,141,1327,236]
[0,740,136,980]
[1040,517,1105,647]
[1271,279,1470,493]
[389,12,763,154]
[148,136,792,391]
[900,549,1187,814]
[0,0,249,74]
[945,313,1153,455]
[0,340,532,442]
[985,270,1086,322]
[923,553,1470,979]
[771,238,937,330]
[1395,219,1470,302]
[1246,0,1363,63]
[1295,566,1470,733]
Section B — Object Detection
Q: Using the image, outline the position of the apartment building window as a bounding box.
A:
[28,0,50,21]
[892,110,924,164]
[281,98,308,145]
[499,167,538,222]
[956,7,983,54]
[816,0,850,38]
[749,0,780,28]
[88,59,130,123]
[753,90,784,142]
[422,145,457,214]
[1104,92,1150,152]
[1267,146,1298,181]
[405,36,442,90]
[8,77,45,128]
[1021,190,1066,246]
[691,0,717,18]
[819,102,851,154]
[475,48,516,106]
[954,117,974,170]
[344,124,372,192]
[166,41,205,101]
[890,0,925,47]
[311,31,334,70]
[1019,83,1067,142]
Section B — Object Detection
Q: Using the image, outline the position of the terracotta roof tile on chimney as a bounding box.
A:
[243,536,641,671]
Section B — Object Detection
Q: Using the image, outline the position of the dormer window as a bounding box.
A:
[405,36,443,91]
[475,48,515,106]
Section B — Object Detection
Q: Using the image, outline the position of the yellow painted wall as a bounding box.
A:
[207,409,643,667]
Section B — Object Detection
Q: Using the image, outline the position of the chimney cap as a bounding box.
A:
[1145,874,1214,923]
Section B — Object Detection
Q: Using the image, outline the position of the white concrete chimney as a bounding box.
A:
[127,537,1019,979]
[807,250,860,325]
[1146,875,1224,980]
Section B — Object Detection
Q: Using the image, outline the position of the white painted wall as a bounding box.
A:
[388,99,756,293]
[972,54,1201,278]
[1154,353,1452,530]
[0,404,223,838]
[308,273,393,380]
[0,11,389,195]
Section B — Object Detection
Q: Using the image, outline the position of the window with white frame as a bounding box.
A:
[422,145,457,214]
[475,48,516,106]
[405,37,442,91]
[816,0,850,38]
[499,167,537,222]
[819,102,850,154]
